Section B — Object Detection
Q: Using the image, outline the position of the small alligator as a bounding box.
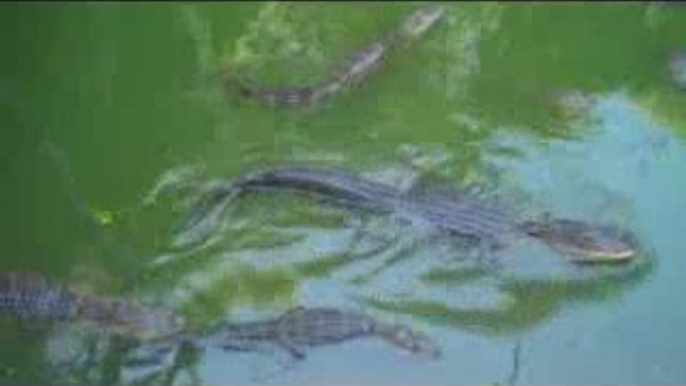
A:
[0,272,183,342]
[221,5,445,108]
[195,306,441,360]
[178,166,637,262]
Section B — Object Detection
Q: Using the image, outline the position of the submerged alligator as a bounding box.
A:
[0,273,440,362]
[0,272,183,342]
[178,166,638,263]
[195,306,441,360]
[220,5,445,108]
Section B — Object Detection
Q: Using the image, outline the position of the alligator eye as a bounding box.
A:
[579,233,596,245]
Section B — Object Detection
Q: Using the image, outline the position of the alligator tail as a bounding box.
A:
[172,180,245,249]
[173,168,286,248]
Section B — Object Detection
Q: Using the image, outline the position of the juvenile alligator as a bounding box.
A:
[0,272,183,342]
[195,306,441,360]
[221,5,445,108]
[178,166,637,262]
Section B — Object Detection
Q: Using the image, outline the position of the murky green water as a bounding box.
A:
[2,2,686,385]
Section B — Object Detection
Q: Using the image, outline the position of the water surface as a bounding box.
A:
[1,2,685,385]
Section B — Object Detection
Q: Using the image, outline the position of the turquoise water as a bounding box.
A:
[1,2,686,384]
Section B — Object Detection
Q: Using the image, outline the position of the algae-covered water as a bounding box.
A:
[1,2,686,385]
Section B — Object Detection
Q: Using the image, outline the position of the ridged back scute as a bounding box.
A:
[0,273,76,320]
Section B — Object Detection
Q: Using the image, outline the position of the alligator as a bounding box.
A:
[221,5,445,108]
[177,166,638,263]
[194,306,441,360]
[0,272,183,342]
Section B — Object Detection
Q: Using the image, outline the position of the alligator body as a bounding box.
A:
[179,166,637,262]
[0,273,76,320]
[199,306,441,360]
[222,5,445,108]
[0,272,183,341]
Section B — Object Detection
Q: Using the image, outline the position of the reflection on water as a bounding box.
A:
[2,1,686,384]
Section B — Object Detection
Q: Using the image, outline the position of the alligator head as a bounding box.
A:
[375,323,442,359]
[521,218,638,263]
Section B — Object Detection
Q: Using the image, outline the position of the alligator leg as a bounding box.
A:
[277,339,307,361]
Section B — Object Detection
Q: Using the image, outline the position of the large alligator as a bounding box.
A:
[220,5,446,108]
[194,306,441,360]
[177,166,638,263]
